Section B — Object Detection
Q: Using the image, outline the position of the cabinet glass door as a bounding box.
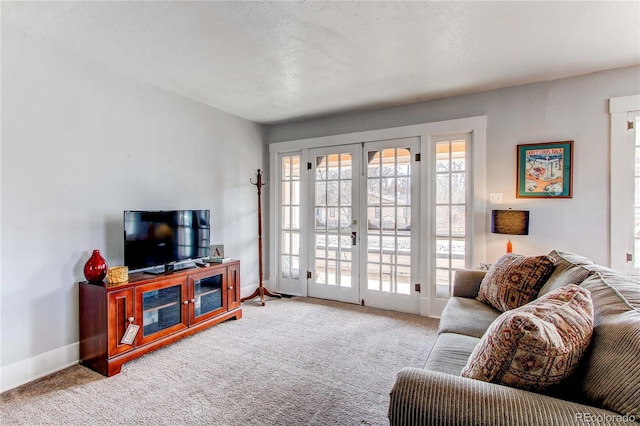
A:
[137,277,188,344]
[189,268,227,324]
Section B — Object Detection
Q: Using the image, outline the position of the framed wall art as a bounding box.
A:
[516,141,573,198]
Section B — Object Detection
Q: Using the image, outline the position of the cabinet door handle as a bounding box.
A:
[190,299,195,303]
[183,300,189,305]
[128,317,134,323]
[228,285,233,290]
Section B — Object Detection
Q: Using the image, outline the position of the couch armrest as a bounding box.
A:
[389,368,629,426]
[452,270,486,298]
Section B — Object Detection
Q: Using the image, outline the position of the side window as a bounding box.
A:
[610,94,639,276]
[280,154,301,280]
[434,134,469,299]
[632,114,640,273]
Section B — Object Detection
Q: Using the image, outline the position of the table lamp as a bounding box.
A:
[491,209,529,253]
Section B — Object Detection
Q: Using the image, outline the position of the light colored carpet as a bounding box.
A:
[1,297,439,425]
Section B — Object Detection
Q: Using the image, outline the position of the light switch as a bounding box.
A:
[489,193,503,204]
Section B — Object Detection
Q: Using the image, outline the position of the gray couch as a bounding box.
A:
[389,250,640,425]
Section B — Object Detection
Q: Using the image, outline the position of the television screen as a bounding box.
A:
[124,210,210,271]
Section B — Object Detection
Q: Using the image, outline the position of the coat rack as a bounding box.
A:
[241,169,281,306]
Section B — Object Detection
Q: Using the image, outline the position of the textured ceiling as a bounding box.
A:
[2,1,639,124]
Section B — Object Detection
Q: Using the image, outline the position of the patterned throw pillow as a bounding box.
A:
[477,254,555,311]
[461,285,594,391]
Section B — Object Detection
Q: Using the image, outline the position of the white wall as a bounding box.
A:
[0,28,265,387]
[269,65,640,266]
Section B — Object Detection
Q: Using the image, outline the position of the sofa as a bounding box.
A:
[389,250,640,425]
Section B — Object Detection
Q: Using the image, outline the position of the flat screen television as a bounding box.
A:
[124,210,210,272]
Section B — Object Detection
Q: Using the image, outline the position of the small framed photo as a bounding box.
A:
[516,141,573,198]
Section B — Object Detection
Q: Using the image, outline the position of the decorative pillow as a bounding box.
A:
[537,250,595,297]
[461,285,594,392]
[477,254,555,311]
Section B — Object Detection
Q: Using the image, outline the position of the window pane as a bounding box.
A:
[291,232,299,255]
[327,182,339,206]
[451,206,465,237]
[282,207,290,229]
[340,154,352,179]
[291,256,300,279]
[315,182,326,206]
[436,206,450,235]
[397,148,411,176]
[282,182,290,205]
[451,140,466,171]
[291,206,300,230]
[382,178,395,204]
[281,256,290,278]
[436,269,451,298]
[315,208,326,230]
[316,156,327,180]
[282,157,291,180]
[282,232,290,254]
[397,177,410,205]
[326,260,337,285]
[436,141,450,172]
[367,179,380,205]
[340,181,352,205]
[397,207,410,231]
[328,154,340,180]
[436,175,449,204]
[450,173,466,204]
[368,151,381,177]
[292,181,300,205]
[340,208,351,230]
[291,158,300,179]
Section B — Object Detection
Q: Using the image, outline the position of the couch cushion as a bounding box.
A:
[538,250,595,297]
[424,333,480,376]
[461,285,594,392]
[438,297,501,338]
[575,270,640,417]
[477,253,555,312]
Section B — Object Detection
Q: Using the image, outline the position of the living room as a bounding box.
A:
[1,1,639,424]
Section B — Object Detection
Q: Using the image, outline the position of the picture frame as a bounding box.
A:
[516,141,573,198]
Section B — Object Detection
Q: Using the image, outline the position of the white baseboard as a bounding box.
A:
[240,281,259,299]
[0,343,79,393]
[2,281,267,393]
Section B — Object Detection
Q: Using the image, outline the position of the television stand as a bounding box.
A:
[79,260,241,376]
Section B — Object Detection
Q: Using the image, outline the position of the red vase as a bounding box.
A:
[84,249,108,283]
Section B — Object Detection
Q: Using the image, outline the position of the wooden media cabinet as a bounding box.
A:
[79,260,242,376]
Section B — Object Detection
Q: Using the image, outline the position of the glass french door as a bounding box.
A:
[361,138,420,313]
[307,138,420,313]
[307,145,361,304]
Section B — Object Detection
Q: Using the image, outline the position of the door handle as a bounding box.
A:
[351,231,357,246]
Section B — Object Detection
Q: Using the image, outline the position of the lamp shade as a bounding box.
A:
[491,209,529,235]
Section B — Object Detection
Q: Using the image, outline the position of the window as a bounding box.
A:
[610,95,640,276]
[634,115,640,271]
[280,154,301,280]
[434,136,468,299]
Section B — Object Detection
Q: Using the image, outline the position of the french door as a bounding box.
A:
[307,145,361,304]
[307,138,420,313]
